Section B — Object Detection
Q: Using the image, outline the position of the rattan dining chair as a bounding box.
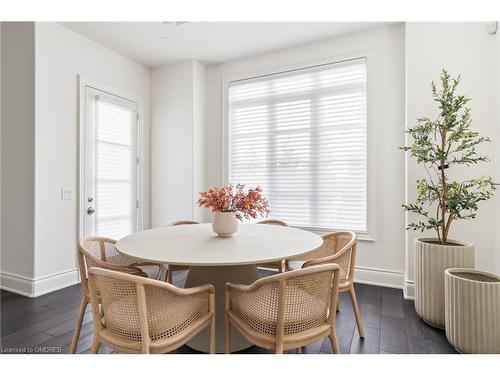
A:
[87,267,216,354]
[224,264,341,354]
[287,231,365,338]
[255,219,288,273]
[69,237,162,354]
[165,221,199,283]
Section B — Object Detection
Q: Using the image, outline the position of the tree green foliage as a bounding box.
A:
[402,70,496,245]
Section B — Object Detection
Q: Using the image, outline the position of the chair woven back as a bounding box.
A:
[229,264,339,337]
[94,270,142,342]
[168,220,199,226]
[88,267,212,346]
[256,219,288,227]
[321,232,355,283]
[305,231,356,284]
[78,237,145,294]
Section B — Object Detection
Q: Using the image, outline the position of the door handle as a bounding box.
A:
[87,207,95,215]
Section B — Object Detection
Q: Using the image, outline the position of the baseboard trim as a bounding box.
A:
[353,266,405,291]
[2,265,410,299]
[0,272,34,297]
[0,268,79,298]
[33,269,80,297]
[260,265,406,293]
[404,279,415,300]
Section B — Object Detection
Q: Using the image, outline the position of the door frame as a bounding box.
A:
[78,75,145,240]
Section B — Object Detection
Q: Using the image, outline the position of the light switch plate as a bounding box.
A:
[61,188,74,200]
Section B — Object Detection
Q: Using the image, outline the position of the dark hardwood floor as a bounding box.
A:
[0,269,456,354]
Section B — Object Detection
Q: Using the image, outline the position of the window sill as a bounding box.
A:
[294,226,375,242]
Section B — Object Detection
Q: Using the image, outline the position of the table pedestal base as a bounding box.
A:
[184,265,258,353]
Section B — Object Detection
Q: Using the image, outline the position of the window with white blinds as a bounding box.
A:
[227,58,368,232]
[94,95,137,239]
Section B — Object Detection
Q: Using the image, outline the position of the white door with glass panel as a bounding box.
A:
[81,86,139,240]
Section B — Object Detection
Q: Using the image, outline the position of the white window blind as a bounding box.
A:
[228,58,367,232]
[94,95,137,239]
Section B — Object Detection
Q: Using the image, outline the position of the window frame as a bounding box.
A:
[222,51,375,240]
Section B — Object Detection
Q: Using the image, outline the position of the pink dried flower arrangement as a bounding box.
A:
[197,184,270,221]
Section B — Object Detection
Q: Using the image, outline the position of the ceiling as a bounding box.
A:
[60,22,395,67]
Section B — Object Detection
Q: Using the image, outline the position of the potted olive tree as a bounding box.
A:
[402,70,496,328]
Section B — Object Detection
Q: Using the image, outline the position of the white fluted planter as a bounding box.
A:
[445,268,500,353]
[414,238,474,328]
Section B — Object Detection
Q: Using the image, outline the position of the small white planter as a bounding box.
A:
[414,238,474,328]
[212,211,239,237]
[445,268,500,353]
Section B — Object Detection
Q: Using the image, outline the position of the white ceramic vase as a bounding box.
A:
[212,211,239,237]
[445,268,500,353]
[414,238,474,328]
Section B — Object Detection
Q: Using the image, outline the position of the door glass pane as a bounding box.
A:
[94,97,137,239]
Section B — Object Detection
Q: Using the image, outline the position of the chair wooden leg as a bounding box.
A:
[69,296,88,354]
[329,330,340,354]
[209,315,216,354]
[154,265,162,280]
[336,297,340,312]
[224,315,230,354]
[280,260,286,273]
[296,346,302,354]
[349,286,365,338]
[167,265,173,284]
[275,344,284,354]
[90,335,100,354]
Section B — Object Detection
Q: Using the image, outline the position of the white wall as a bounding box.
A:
[151,60,206,227]
[405,22,499,298]
[0,23,36,296]
[0,22,2,287]
[193,61,207,222]
[205,24,407,288]
[495,26,500,275]
[27,23,151,296]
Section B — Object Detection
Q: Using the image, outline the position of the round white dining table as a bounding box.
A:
[115,223,323,353]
